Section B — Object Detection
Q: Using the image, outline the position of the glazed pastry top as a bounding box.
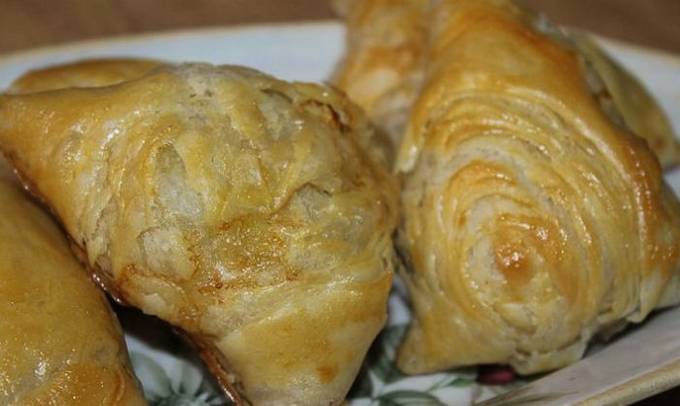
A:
[332,0,428,146]
[0,180,145,405]
[333,0,680,168]
[8,58,162,94]
[0,62,398,405]
[395,0,680,375]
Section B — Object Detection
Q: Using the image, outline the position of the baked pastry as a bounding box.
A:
[0,62,398,404]
[2,58,161,182]
[570,33,680,168]
[332,0,680,168]
[7,58,162,94]
[0,179,145,405]
[332,0,428,146]
[394,0,680,375]
[0,154,13,182]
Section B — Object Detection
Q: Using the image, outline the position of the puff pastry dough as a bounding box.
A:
[7,58,161,94]
[332,0,428,146]
[394,0,680,375]
[0,179,145,405]
[570,34,680,168]
[0,62,398,404]
[333,0,680,168]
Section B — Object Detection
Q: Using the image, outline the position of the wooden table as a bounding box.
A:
[1,1,678,404]
[0,0,679,54]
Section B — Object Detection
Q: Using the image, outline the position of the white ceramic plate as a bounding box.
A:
[1,21,680,406]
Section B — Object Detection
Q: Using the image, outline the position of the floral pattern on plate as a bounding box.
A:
[122,286,522,406]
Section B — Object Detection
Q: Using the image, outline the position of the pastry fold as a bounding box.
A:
[0,61,398,404]
[0,179,145,405]
[570,34,680,168]
[333,0,680,168]
[393,0,680,375]
[332,0,428,146]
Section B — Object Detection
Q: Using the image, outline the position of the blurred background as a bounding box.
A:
[0,0,679,54]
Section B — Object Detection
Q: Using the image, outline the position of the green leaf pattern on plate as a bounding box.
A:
[125,292,519,405]
[130,352,226,406]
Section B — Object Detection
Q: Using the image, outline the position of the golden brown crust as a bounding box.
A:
[0,153,14,182]
[0,180,145,405]
[7,58,162,94]
[332,0,428,147]
[333,1,680,169]
[394,0,680,375]
[0,62,398,404]
[570,33,680,169]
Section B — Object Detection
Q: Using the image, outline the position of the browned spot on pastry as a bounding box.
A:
[183,230,203,279]
[316,364,339,383]
[215,216,299,289]
[299,99,351,133]
[494,243,531,287]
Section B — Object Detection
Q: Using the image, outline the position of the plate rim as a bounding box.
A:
[582,358,680,405]
[0,20,341,66]
[2,20,680,70]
